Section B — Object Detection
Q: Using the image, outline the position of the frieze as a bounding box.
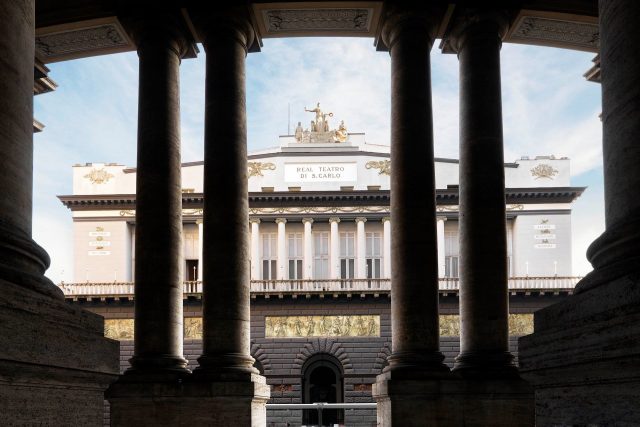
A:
[250,206,388,215]
[439,314,533,336]
[104,317,204,340]
[84,168,114,184]
[248,161,276,177]
[263,9,371,34]
[265,315,380,338]
[365,160,390,176]
[36,22,130,61]
[436,204,524,212]
[510,16,599,51]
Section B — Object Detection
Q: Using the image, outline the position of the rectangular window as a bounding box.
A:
[261,233,277,280]
[185,259,198,281]
[366,232,382,279]
[445,231,459,278]
[313,232,329,280]
[288,233,303,280]
[340,232,355,279]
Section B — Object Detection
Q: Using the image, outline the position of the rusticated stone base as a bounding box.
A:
[519,273,640,426]
[373,370,533,427]
[107,372,270,427]
[0,279,119,426]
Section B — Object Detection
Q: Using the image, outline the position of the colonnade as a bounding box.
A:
[1,0,638,425]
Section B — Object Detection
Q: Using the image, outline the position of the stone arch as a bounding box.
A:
[373,342,392,373]
[292,338,354,375]
[251,342,272,375]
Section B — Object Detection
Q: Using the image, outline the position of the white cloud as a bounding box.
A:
[32,38,605,282]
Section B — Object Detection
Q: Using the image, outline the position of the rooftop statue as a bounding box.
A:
[297,102,347,143]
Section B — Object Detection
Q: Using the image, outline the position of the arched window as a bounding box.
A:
[302,354,343,426]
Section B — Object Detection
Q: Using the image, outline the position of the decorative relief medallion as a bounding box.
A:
[248,162,276,177]
[36,24,129,60]
[249,206,388,215]
[84,168,114,184]
[530,164,559,180]
[510,16,599,51]
[365,160,391,176]
[265,315,380,338]
[264,9,370,33]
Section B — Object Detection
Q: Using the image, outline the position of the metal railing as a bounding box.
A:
[266,402,377,427]
[58,277,581,297]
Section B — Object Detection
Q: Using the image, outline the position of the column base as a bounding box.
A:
[373,369,533,427]
[0,278,119,425]
[519,272,640,426]
[453,351,519,379]
[107,371,270,427]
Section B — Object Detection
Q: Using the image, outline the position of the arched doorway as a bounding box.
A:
[302,354,343,426]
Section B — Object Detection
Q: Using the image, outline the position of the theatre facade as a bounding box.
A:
[59,112,583,426]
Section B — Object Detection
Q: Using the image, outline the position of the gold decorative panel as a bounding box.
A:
[438,314,534,336]
[184,317,203,339]
[104,318,134,340]
[508,314,534,335]
[439,315,461,336]
[265,315,380,338]
[104,317,205,340]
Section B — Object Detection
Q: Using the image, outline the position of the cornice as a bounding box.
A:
[58,187,586,211]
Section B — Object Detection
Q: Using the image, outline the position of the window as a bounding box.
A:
[366,232,382,279]
[288,233,303,280]
[445,231,459,278]
[261,233,277,280]
[185,259,198,281]
[339,232,355,279]
[313,232,329,280]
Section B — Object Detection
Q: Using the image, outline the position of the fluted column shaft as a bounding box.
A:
[581,0,640,285]
[129,21,188,374]
[250,219,260,280]
[356,217,367,279]
[303,218,314,280]
[197,220,204,281]
[382,217,391,278]
[276,218,287,280]
[198,19,255,373]
[329,218,341,279]
[452,12,515,374]
[0,0,60,299]
[383,13,445,371]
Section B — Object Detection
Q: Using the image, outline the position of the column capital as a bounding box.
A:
[275,218,287,225]
[379,4,445,51]
[302,218,314,225]
[249,218,261,225]
[441,8,511,54]
[329,217,341,224]
[436,216,447,222]
[355,217,368,224]
[188,5,259,54]
[382,216,391,223]
[122,11,197,59]
[196,219,203,225]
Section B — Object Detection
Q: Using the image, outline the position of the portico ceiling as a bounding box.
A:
[34,0,598,63]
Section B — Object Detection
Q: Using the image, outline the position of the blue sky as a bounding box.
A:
[33,37,603,283]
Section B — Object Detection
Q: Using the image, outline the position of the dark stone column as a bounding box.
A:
[449,11,516,376]
[126,17,191,375]
[0,3,120,423]
[195,14,256,375]
[0,0,60,299]
[518,2,640,425]
[579,0,640,288]
[384,9,447,374]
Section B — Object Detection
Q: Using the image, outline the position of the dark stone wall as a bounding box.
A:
[79,293,568,426]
